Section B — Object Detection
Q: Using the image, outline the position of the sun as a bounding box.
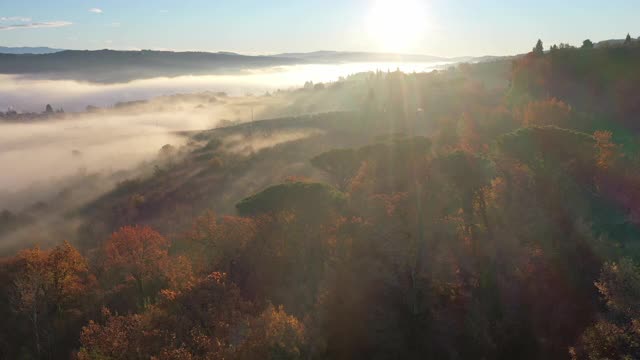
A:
[366,0,428,53]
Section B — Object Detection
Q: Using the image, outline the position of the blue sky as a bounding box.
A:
[0,0,638,57]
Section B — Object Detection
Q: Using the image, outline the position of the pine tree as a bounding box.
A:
[625,33,632,45]
[533,39,544,56]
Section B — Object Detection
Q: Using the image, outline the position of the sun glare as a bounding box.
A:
[366,0,428,53]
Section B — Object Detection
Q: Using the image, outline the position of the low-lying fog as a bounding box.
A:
[0,62,450,111]
[0,93,288,197]
[0,61,450,210]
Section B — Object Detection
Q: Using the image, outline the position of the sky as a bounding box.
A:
[0,0,638,57]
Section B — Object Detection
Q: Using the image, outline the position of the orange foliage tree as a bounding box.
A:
[11,241,88,358]
[102,225,170,307]
[183,212,257,274]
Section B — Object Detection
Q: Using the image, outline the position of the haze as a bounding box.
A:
[2,1,640,359]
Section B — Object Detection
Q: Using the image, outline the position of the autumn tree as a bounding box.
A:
[235,305,307,359]
[10,242,88,359]
[102,225,170,308]
[511,52,552,98]
[571,259,640,359]
[79,272,254,359]
[518,98,572,127]
[78,308,176,360]
[183,212,257,274]
[594,130,619,170]
[435,150,494,250]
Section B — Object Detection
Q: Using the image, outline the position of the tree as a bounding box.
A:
[571,259,640,359]
[102,225,170,308]
[10,242,88,359]
[495,127,598,232]
[595,259,640,318]
[310,148,360,190]
[518,98,572,127]
[533,39,544,56]
[496,127,595,176]
[78,272,261,359]
[436,150,494,248]
[594,130,619,170]
[581,39,594,49]
[236,305,307,359]
[184,212,257,273]
[44,104,53,113]
[78,308,174,359]
[625,33,632,45]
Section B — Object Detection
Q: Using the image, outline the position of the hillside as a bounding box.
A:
[3,43,640,359]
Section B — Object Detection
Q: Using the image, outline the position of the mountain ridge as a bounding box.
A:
[0,49,468,83]
[0,46,64,54]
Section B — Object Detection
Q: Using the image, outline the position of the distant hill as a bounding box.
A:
[0,49,480,83]
[273,50,452,63]
[0,46,63,54]
[595,36,639,48]
[0,50,301,83]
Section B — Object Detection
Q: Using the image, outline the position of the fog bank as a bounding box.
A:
[0,62,450,112]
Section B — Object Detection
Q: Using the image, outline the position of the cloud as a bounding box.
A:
[89,8,103,14]
[0,17,32,22]
[110,22,121,27]
[0,21,72,31]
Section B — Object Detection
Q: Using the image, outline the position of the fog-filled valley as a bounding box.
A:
[0,59,464,254]
[0,60,453,198]
[0,61,452,111]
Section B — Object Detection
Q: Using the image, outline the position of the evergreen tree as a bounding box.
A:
[582,39,594,49]
[625,33,632,45]
[533,39,544,56]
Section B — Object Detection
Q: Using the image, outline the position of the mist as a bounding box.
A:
[0,62,450,112]
[0,93,292,198]
[0,60,448,210]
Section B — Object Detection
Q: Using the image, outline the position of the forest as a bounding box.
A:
[2,39,640,359]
